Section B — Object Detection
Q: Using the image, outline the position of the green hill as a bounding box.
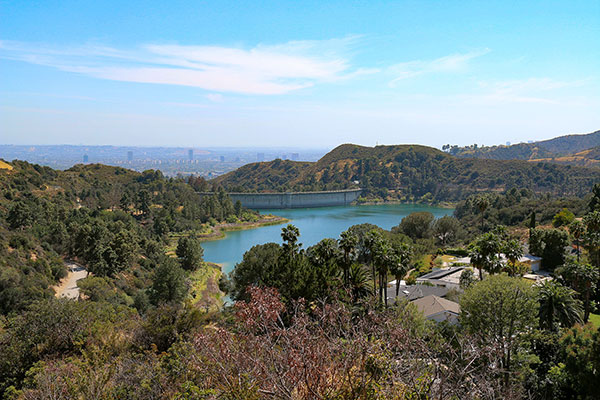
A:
[213,143,600,203]
[537,130,600,155]
[0,160,249,315]
[447,130,600,161]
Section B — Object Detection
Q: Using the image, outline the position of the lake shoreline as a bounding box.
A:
[197,215,290,242]
[356,200,456,209]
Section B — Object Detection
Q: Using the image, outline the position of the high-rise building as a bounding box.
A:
[127,151,133,161]
[291,153,299,161]
[188,149,194,161]
[257,152,265,162]
[83,154,89,163]
[220,156,225,162]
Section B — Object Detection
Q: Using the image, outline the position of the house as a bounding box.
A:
[450,254,543,272]
[386,283,449,304]
[519,254,542,272]
[412,295,460,324]
[416,266,467,289]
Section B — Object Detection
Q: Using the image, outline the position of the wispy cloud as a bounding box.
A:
[388,49,490,86]
[466,77,588,104]
[0,38,368,95]
[205,93,224,103]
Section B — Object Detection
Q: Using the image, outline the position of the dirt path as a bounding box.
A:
[53,261,87,299]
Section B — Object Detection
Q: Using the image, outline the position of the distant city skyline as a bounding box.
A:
[1,1,599,147]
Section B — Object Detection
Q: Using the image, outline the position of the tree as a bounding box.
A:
[588,183,600,212]
[475,195,490,231]
[432,215,462,246]
[394,212,434,240]
[537,280,582,331]
[390,242,412,298]
[234,200,243,217]
[281,224,301,257]
[503,238,525,276]
[529,228,570,270]
[306,238,341,297]
[113,229,137,270]
[176,236,204,271]
[556,262,599,322]
[555,323,600,399]
[7,201,34,230]
[136,190,151,216]
[583,211,600,267]
[469,232,502,280]
[460,274,539,383]
[230,242,281,301]
[365,229,385,298]
[150,258,187,305]
[459,269,475,290]
[552,208,575,228]
[348,263,371,300]
[119,192,130,211]
[528,210,537,230]
[569,219,585,262]
[338,230,358,286]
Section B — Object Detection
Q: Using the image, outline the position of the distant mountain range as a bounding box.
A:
[214,141,600,203]
[446,130,600,165]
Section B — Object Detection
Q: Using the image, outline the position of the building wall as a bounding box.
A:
[198,189,362,209]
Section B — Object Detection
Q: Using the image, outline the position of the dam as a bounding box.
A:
[199,189,362,209]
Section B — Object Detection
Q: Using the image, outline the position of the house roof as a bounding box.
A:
[450,254,542,266]
[412,295,460,317]
[386,284,449,302]
[418,266,465,280]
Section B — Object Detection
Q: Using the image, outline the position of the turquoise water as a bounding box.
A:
[202,204,454,275]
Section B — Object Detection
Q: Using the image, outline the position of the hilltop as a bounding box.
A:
[213,143,600,203]
[446,130,600,162]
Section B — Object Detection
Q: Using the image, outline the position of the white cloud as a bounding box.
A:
[205,93,224,103]
[388,49,490,86]
[465,77,588,104]
[0,38,365,95]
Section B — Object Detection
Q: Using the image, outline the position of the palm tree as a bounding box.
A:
[475,195,490,231]
[338,230,358,286]
[389,242,412,298]
[469,232,502,280]
[569,219,585,262]
[583,211,600,268]
[538,280,583,331]
[557,262,599,322]
[372,238,391,307]
[503,238,524,276]
[365,230,384,298]
[348,263,371,300]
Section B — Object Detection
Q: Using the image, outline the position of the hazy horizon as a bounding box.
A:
[2,1,599,147]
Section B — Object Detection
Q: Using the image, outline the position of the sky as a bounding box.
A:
[1,0,599,148]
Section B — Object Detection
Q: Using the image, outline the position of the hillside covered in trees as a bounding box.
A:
[446,129,600,162]
[0,160,264,316]
[213,143,600,202]
[1,157,600,399]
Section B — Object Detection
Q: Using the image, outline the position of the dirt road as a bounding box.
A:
[53,261,87,299]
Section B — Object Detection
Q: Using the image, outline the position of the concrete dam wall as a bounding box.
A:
[199,189,362,209]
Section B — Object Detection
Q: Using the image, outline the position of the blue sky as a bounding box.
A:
[1,0,599,148]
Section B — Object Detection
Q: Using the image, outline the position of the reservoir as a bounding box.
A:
[202,203,454,275]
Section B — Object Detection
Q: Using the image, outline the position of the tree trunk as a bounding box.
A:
[584,288,590,323]
[371,264,377,297]
[384,272,388,308]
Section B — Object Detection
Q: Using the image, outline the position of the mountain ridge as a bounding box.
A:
[213,143,600,203]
